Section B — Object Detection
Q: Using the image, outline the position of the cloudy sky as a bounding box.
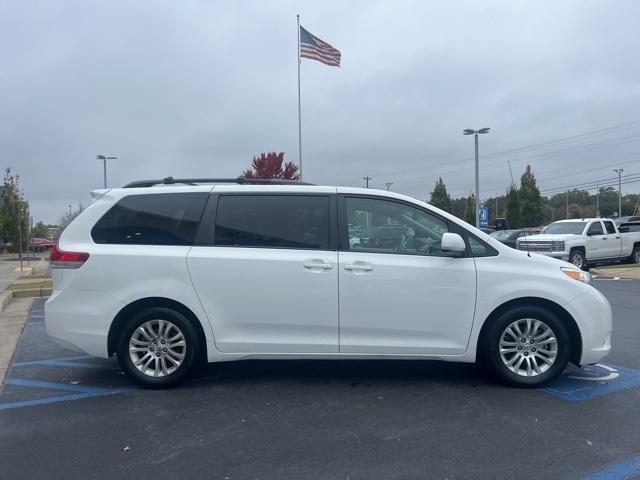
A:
[2,0,639,224]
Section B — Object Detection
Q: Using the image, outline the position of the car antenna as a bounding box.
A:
[508,163,531,257]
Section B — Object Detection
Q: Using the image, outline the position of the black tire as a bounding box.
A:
[482,306,570,387]
[569,248,587,271]
[630,245,640,265]
[116,307,199,389]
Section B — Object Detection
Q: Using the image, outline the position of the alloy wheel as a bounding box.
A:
[129,319,187,377]
[571,253,583,268]
[499,318,558,377]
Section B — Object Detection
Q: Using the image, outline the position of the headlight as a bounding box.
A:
[561,267,591,284]
[552,241,565,251]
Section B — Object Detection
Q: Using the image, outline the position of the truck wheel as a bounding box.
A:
[631,245,640,265]
[569,249,587,270]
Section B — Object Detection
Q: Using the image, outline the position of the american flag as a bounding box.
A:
[299,26,341,67]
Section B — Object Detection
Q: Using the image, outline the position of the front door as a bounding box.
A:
[338,194,477,355]
[187,192,339,353]
[586,220,607,259]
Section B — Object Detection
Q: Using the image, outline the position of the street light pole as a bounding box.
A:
[463,128,490,228]
[613,168,624,217]
[363,176,372,188]
[96,154,117,189]
[385,182,393,191]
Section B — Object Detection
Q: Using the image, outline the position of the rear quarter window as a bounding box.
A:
[91,193,208,245]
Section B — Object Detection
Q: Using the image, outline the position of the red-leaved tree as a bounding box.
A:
[242,152,300,180]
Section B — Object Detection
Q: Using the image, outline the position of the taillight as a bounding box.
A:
[49,243,89,269]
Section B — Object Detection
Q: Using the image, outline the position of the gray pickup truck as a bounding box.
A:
[516,218,640,270]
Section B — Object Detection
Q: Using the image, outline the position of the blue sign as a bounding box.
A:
[479,207,489,227]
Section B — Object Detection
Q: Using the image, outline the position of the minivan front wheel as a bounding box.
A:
[117,307,198,388]
[484,306,570,387]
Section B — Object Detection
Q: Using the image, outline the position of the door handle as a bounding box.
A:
[343,262,374,272]
[615,236,620,239]
[602,237,608,241]
[303,260,334,270]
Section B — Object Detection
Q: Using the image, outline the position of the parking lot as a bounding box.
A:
[0,279,639,479]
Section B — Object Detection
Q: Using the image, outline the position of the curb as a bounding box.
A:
[11,288,53,299]
[0,290,13,315]
[591,268,640,279]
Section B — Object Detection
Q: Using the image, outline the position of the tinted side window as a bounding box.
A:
[91,193,208,245]
[345,197,450,256]
[604,221,617,234]
[587,222,604,235]
[214,195,330,250]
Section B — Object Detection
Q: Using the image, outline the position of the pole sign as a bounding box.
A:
[480,207,489,227]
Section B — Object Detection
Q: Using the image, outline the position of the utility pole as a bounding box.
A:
[68,204,72,216]
[463,128,490,228]
[363,176,372,188]
[596,182,599,217]
[385,182,393,191]
[566,190,569,219]
[17,204,23,272]
[613,168,624,217]
[495,197,498,218]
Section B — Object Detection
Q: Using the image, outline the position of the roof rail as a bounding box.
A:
[123,176,315,188]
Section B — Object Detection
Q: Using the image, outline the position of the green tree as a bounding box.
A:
[506,185,523,228]
[32,221,49,238]
[463,193,475,225]
[429,177,452,213]
[519,165,545,227]
[58,203,85,235]
[0,169,29,252]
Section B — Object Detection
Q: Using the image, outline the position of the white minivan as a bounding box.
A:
[45,178,612,388]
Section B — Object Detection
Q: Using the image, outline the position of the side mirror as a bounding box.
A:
[441,232,466,253]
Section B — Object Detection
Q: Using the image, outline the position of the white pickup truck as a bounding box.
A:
[516,218,640,270]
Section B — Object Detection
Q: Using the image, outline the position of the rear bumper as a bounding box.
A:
[565,286,612,365]
[45,290,124,358]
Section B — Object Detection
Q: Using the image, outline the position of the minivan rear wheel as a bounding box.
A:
[116,307,198,388]
[483,306,570,387]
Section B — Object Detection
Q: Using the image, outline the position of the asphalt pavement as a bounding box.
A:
[0,279,639,479]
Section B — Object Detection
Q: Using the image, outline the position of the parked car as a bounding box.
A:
[46,178,612,389]
[516,218,640,270]
[490,229,539,249]
[614,215,640,226]
[479,227,495,235]
[618,221,640,233]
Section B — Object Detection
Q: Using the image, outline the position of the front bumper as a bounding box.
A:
[565,286,612,365]
[45,289,124,358]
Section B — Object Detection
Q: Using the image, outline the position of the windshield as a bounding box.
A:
[543,222,586,235]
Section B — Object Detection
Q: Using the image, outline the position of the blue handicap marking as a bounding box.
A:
[543,363,640,401]
[581,454,640,479]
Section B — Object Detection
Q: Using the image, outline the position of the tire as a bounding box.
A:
[569,248,587,271]
[482,306,570,387]
[116,307,199,389]
[630,245,640,265]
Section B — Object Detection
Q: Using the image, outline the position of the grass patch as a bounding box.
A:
[18,273,51,280]
[8,280,53,291]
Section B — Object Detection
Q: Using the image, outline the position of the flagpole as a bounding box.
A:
[297,14,303,181]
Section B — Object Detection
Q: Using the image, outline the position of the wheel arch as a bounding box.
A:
[477,297,583,365]
[107,297,207,363]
